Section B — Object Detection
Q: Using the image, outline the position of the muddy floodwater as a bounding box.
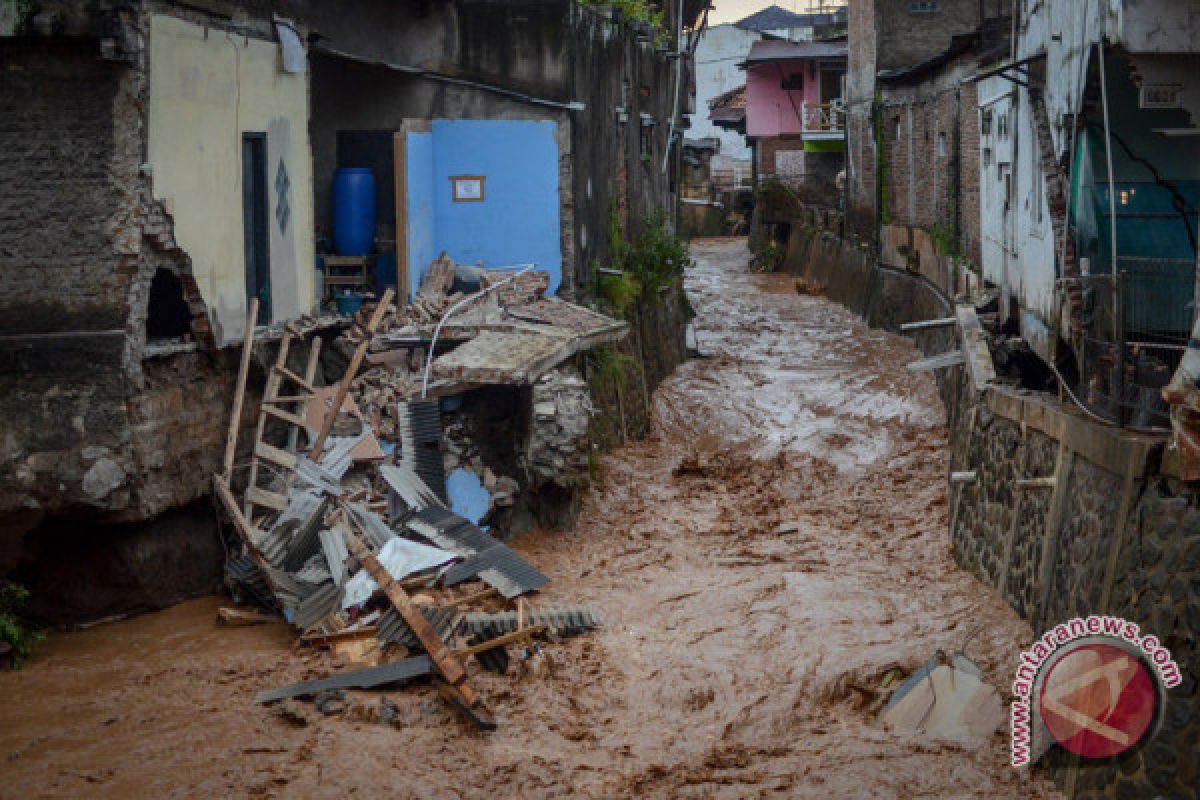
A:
[0,239,1061,798]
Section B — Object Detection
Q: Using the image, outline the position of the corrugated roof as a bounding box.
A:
[744,38,847,63]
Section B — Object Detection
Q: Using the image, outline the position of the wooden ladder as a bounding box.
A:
[243,325,323,523]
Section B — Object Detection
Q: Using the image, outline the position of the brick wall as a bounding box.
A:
[874,0,979,72]
[0,41,125,334]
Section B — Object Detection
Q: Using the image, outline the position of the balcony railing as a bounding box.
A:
[800,102,845,136]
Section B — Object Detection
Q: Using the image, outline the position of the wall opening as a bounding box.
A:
[145,267,193,340]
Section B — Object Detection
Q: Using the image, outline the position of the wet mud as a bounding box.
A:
[0,238,1061,798]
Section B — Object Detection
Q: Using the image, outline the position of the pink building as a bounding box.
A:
[741,39,847,188]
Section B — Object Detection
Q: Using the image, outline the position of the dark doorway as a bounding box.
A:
[242,133,270,324]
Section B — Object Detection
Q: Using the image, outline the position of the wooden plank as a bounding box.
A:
[246,486,289,513]
[272,365,316,395]
[254,441,298,471]
[340,519,493,730]
[261,403,306,428]
[222,298,259,481]
[454,625,546,659]
[212,475,279,600]
[907,350,965,373]
[245,331,292,518]
[308,288,395,459]
[289,337,323,453]
[899,316,957,332]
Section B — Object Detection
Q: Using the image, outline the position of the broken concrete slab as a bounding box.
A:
[881,654,1005,745]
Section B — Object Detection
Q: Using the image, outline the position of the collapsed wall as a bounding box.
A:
[774,205,1200,800]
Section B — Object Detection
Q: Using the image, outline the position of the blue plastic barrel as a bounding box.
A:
[332,167,376,256]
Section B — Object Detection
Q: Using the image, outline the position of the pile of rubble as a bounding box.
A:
[212,259,615,730]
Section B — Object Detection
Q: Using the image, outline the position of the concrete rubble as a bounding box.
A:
[211,258,616,729]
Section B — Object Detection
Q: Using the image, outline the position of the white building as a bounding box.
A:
[977,0,1200,424]
[690,22,761,170]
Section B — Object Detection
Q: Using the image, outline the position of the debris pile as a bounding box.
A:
[213,261,619,730]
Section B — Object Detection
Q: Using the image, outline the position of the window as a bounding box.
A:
[909,1,940,11]
[938,131,947,157]
[981,109,992,135]
[893,116,901,141]
[997,112,1009,139]
[983,147,993,166]
[781,72,804,91]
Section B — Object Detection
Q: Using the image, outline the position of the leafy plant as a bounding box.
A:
[594,206,690,316]
[598,270,642,317]
[588,345,635,393]
[0,582,42,669]
[931,223,961,258]
[582,0,670,44]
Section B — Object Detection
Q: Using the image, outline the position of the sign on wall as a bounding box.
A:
[451,175,485,202]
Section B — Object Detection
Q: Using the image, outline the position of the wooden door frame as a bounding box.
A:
[393,119,431,306]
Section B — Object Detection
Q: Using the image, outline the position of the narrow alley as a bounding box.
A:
[0,239,1059,798]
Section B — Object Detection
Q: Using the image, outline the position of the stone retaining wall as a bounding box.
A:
[775,208,1200,800]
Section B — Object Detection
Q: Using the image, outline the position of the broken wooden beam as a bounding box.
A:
[339,516,495,730]
[309,288,395,459]
[454,625,546,659]
[222,297,259,482]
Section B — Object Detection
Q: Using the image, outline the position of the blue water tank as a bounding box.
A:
[332,167,376,256]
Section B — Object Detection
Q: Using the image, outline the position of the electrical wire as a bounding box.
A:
[420,263,538,398]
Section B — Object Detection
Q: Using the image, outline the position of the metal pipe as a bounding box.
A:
[420,264,538,399]
[1098,41,1119,316]
[662,0,684,174]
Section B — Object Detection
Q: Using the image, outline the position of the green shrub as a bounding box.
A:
[588,345,635,394]
[594,206,690,316]
[598,271,642,317]
[0,582,42,669]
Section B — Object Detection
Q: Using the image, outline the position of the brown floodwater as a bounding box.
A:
[0,238,1061,799]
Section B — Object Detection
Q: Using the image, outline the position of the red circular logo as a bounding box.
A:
[1038,642,1157,759]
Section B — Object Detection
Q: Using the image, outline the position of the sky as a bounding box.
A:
[707,0,843,25]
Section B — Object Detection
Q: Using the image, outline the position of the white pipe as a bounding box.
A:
[1098,40,1119,321]
[420,263,538,398]
[662,0,684,174]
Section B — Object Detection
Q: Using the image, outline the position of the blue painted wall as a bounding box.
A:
[406,119,562,296]
[405,131,436,301]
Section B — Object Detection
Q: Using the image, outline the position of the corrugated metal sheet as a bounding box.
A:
[462,606,599,637]
[376,605,462,649]
[255,655,433,704]
[293,581,343,631]
[380,463,444,519]
[318,528,349,586]
[445,547,549,598]
[396,400,447,501]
